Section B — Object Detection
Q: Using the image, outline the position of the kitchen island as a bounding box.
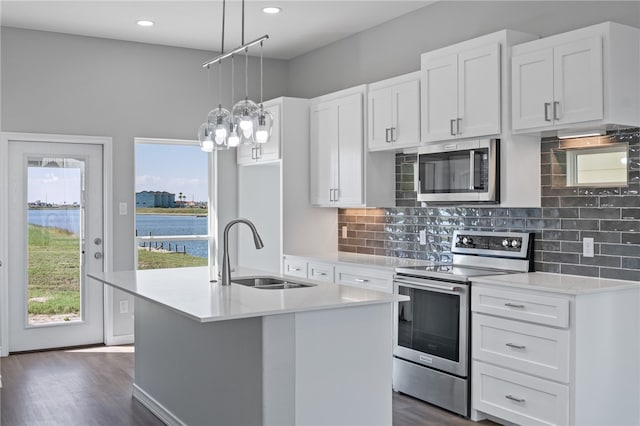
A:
[89,266,404,426]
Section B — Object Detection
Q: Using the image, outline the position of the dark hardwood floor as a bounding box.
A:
[1,346,488,426]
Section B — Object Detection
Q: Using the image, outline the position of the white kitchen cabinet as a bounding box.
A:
[236,98,336,274]
[237,102,281,164]
[512,22,640,133]
[368,72,421,151]
[421,43,500,142]
[471,280,640,426]
[334,265,393,294]
[310,85,394,208]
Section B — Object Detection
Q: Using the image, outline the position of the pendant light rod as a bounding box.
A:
[202,34,269,68]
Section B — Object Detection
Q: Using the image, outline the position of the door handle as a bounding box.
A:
[553,101,560,121]
[94,252,103,260]
[544,102,551,122]
[94,238,102,245]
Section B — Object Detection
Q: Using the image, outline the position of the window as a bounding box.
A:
[134,139,210,270]
[552,139,628,188]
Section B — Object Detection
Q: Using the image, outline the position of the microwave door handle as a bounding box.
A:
[469,150,476,190]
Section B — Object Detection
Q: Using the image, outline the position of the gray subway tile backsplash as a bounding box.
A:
[338,128,639,280]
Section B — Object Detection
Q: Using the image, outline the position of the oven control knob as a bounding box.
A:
[462,237,473,245]
[502,239,510,247]
[511,239,521,248]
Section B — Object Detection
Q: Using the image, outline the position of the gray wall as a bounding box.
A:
[1,27,288,337]
[286,1,640,98]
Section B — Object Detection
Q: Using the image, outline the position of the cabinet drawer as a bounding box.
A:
[308,262,334,282]
[334,266,392,293]
[283,258,307,278]
[472,286,569,328]
[472,362,569,426]
[472,313,570,382]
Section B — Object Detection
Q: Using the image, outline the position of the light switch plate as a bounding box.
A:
[119,300,129,314]
[583,237,594,258]
[119,202,127,215]
[419,229,426,246]
[342,226,348,239]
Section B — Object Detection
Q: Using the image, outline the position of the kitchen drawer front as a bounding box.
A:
[308,262,334,282]
[472,362,569,426]
[472,286,569,328]
[472,313,570,383]
[334,266,393,293]
[283,257,307,278]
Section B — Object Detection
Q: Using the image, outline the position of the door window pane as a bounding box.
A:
[27,159,83,325]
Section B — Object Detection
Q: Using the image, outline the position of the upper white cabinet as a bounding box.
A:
[368,72,421,151]
[310,85,395,208]
[237,102,281,165]
[512,22,640,133]
[421,43,501,142]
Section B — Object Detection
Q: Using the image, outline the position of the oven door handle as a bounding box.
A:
[394,278,461,293]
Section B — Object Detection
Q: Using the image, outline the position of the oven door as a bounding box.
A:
[393,276,469,377]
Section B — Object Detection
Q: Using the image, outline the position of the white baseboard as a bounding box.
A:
[105,333,134,346]
[133,383,185,426]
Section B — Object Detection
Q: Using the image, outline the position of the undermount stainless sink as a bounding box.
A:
[231,277,316,290]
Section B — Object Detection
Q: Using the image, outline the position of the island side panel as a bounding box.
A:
[133,298,264,426]
[294,303,393,426]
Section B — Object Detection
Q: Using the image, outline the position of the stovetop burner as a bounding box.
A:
[395,230,534,281]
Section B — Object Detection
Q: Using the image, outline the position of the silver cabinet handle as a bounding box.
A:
[354,278,369,283]
[505,302,525,308]
[450,119,456,136]
[390,127,397,142]
[544,102,551,122]
[506,343,526,350]
[333,187,339,202]
[468,150,476,190]
[456,118,462,135]
[329,188,334,202]
[553,101,560,121]
[290,267,301,271]
[316,272,327,276]
[505,395,525,403]
[385,128,391,143]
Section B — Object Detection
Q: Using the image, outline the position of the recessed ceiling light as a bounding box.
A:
[136,20,155,27]
[262,7,281,14]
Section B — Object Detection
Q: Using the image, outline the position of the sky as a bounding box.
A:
[28,167,81,205]
[135,143,209,202]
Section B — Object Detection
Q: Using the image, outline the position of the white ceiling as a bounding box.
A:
[0,0,435,60]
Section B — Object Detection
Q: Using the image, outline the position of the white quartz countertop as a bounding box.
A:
[285,252,430,271]
[473,272,640,295]
[89,266,406,323]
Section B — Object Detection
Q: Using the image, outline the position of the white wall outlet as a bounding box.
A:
[119,300,129,314]
[342,225,348,239]
[419,229,427,246]
[583,237,595,258]
[119,202,127,215]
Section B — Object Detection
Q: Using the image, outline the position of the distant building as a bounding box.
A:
[136,191,176,208]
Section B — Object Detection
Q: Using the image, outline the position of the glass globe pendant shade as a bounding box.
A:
[232,98,258,144]
[227,121,240,148]
[208,105,231,147]
[253,105,273,144]
[198,122,215,152]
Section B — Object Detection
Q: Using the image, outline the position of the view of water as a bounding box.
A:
[28,209,208,258]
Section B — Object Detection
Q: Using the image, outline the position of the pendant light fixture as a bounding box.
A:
[198,0,271,151]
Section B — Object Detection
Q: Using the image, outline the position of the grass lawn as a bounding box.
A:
[136,207,208,215]
[28,225,208,317]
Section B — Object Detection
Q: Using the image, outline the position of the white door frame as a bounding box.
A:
[0,132,113,356]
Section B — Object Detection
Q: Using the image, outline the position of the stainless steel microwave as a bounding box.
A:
[416,139,499,203]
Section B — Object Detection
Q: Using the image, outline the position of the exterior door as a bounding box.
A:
[7,141,104,352]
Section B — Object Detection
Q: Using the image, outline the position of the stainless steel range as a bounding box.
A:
[392,230,534,417]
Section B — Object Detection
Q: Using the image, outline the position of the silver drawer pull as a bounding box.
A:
[316,272,327,276]
[290,267,301,272]
[506,343,526,350]
[354,278,369,283]
[505,302,525,309]
[505,394,525,403]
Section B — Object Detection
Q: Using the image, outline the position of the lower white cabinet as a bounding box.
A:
[282,255,393,294]
[471,281,640,426]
